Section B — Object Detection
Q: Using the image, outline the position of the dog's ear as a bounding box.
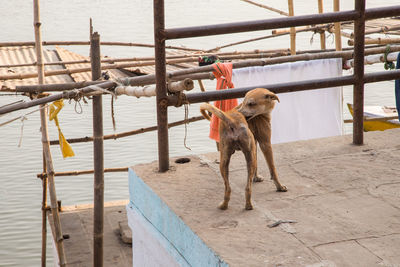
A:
[272,94,280,103]
[265,93,280,103]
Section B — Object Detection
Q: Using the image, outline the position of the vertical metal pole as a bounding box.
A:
[34,1,66,266]
[154,0,169,172]
[91,32,104,267]
[353,0,366,145]
[318,0,326,50]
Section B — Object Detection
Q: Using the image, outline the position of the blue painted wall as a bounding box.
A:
[128,168,228,267]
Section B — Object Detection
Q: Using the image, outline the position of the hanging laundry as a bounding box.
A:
[232,58,343,144]
[209,62,238,142]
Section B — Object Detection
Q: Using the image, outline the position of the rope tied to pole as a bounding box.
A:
[384,45,395,70]
[18,115,28,147]
[183,103,191,151]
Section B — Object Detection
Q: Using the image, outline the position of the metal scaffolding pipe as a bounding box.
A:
[154,0,170,172]
[164,10,358,40]
[353,0,366,145]
[167,70,400,106]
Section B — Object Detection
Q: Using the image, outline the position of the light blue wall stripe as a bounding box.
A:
[129,168,228,267]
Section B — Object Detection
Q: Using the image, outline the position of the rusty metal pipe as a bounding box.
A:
[154,0,169,172]
[168,70,400,106]
[164,10,358,40]
[353,0,366,145]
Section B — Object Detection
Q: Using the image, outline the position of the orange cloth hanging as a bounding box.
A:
[209,62,238,142]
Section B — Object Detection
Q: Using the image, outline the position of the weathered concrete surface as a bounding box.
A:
[49,200,132,267]
[133,128,400,267]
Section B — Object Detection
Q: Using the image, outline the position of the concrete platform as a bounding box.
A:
[129,128,400,267]
[50,201,132,267]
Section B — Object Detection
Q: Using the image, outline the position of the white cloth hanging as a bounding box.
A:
[232,58,343,144]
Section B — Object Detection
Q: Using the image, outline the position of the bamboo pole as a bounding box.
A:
[34,1,66,266]
[346,51,399,67]
[288,0,296,55]
[41,152,47,267]
[348,37,400,46]
[333,0,342,51]
[91,32,104,267]
[240,0,289,16]
[318,0,326,50]
[1,49,289,69]
[0,80,115,115]
[49,115,205,145]
[37,167,129,178]
[115,78,194,98]
[0,40,202,51]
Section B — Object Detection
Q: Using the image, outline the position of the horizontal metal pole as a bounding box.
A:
[165,6,400,40]
[365,5,400,20]
[164,10,358,40]
[168,69,400,105]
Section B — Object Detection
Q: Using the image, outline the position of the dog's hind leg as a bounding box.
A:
[218,147,233,210]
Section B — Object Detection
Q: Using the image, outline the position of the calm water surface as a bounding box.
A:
[0,1,398,266]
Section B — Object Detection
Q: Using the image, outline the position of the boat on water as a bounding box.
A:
[347,103,400,131]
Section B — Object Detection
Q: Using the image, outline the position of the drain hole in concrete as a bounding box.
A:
[175,157,191,164]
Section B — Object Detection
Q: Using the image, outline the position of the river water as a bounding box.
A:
[0,1,398,266]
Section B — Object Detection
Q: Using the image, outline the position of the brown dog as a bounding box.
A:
[237,88,287,193]
[200,102,257,210]
[200,88,287,210]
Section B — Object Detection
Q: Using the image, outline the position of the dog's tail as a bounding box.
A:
[200,103,235,128]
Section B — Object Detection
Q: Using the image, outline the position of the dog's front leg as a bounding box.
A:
[218,149,232,210]
[259,141,287,192]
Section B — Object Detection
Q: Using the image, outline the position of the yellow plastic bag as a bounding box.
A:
[49,100,75,158]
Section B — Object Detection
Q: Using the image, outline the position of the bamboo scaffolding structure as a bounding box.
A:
[208,24,335,52]
[34,1,66,266]
[37,167,129,178]
[348,37,400,46]
[240,0,289,16]
[91,32,104,267]
[12,45,400,98]
[288,0,296,55]
[49,115,205,145]
[333,0,342,51]
[122,44,400,86]
[0,40,202,51]
[1,52,293,80]
[0,81,115,115]
[318,0,326,50]
[0,48,290,69]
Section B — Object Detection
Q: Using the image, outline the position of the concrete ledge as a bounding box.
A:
[128,128,400,266]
